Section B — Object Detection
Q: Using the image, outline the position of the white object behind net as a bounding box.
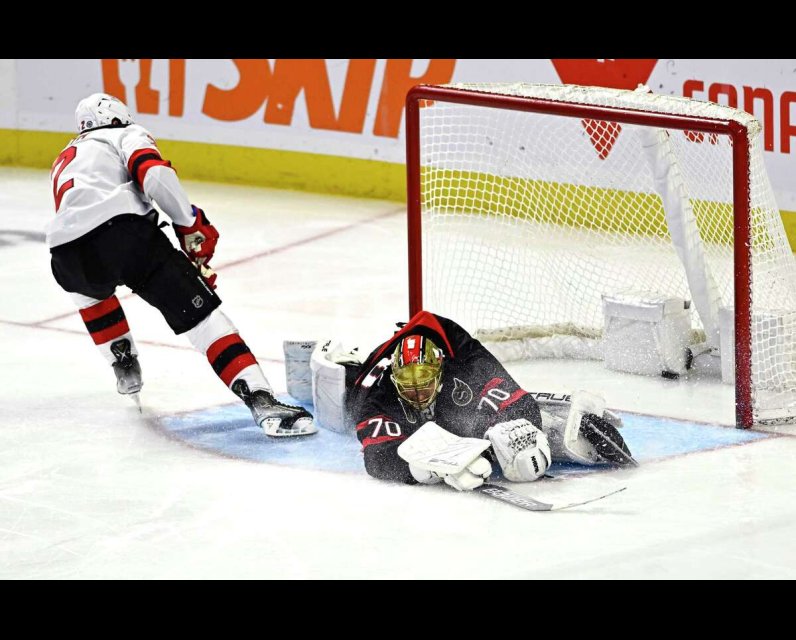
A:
[415,83,796,425]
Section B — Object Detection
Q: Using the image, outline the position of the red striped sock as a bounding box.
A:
[79,296,130,345]
[206,334,259,387]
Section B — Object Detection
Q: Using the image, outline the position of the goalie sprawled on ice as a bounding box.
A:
[312,311,635,491]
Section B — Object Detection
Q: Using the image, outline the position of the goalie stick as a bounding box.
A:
[475,483,626,512]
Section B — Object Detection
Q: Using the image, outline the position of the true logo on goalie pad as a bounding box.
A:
[451,378,473,406]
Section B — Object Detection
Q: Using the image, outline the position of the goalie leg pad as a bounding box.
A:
[537,390,632,466]
[284,340,317,404]
[550,390,605,465]
[545,390,636,466]
[310,339,362,433]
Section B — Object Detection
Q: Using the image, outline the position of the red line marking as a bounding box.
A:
[0,318,283,363]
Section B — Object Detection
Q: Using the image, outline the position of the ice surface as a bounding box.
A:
[2,167,795,579]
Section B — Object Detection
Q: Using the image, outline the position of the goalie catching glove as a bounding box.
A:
[397,422,492,491]
[484,419,551,482]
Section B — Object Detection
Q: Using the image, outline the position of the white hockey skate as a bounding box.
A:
[110,338,142,411]
[231,380,317,437]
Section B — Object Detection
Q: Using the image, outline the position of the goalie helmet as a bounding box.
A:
[390,335,444,410]
[75,93,134,133]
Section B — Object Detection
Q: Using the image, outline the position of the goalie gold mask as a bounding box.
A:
[390,335,444,410]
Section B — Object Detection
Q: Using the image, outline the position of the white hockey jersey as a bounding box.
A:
[47,124,194,248]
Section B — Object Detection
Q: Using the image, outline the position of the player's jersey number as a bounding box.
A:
[51,146,77,212]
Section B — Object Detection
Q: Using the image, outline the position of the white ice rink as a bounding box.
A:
[2,166,796,579]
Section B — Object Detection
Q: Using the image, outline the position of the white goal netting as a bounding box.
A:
[414,83,796,425]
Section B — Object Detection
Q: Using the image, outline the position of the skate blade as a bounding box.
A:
[261,416,318,437]
[125,392,142,413]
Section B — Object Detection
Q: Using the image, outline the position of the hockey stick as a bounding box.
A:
[475,483,626,512]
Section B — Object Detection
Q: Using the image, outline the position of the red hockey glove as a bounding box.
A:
[173,205,219,266]
[198,263,218,290]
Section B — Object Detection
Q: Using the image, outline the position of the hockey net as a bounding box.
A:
[405,83,796,427]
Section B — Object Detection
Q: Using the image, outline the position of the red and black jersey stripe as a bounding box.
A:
[127,148,172,190]
[361,434,406,448]
[499,389,528,411]
[206,334,258,387]
[79,296,130,345]
[481,377,528,411]
[356,415,406,448]
[481,377,505,396]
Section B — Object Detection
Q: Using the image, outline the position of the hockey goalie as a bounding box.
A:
[311,311,635,491]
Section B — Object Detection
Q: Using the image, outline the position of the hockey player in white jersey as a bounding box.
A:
[48,93,315,437]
